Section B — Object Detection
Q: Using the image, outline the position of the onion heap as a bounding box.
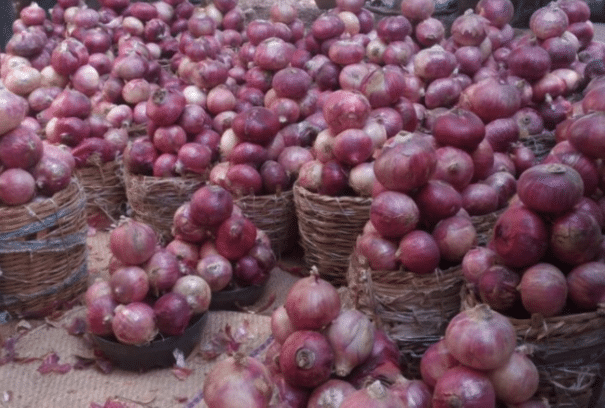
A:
[203,267,437,408]
[420,304,540,407]
[85,217,212,345]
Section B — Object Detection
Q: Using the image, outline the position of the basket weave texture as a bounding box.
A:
[293,184,372,285]
[74,157,127,227]
[521,131,557,164]
[461,284,605,408]
[234,190,297,256]
[123,169,208,244]
[347,246,464,379]
[0,179,88,317]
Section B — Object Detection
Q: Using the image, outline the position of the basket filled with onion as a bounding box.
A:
[460,160,605,407]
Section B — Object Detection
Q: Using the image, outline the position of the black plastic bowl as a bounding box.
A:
[209,282,266,311]
[92,313,207,371]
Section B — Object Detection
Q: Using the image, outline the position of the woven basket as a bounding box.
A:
[521,131,557,164]
[293,184,372,286]
[470,207,507,246]
[0,179,88,318]
[123,169,208,244]
[234,190,297,256]
[75,157,127,229]
[461,285,605,408]
[347,246,464,379]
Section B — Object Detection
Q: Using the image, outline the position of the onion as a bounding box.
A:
[413,45,457,82]
[519,263,568,317]
[109,218,157,266]
[166,239,199,274]
[270,305,296,345]
[231,107,280,145]
[549,210,602,266]
[111,302,157,346]
[332,129,374,166]
[424,77,462,109]
[459,77,522,123]
[420,338,460,388]
[318,160,349,197]
[400,0,435,22]
[390,379,432,408]
[446,304,516,370]
[32,156,72,196]
[567,112,605,160]
[432,146,475,192]
[462,246,502,288]
[203,354,273,408]
[153,292,192,337]
[370,191,419,239]
[356,233,399,271]
[172,274,211,314]
[517,163,583,215]
[0,126,42,170]
[195,253,232,292]
[432,366,496,407]
[190,185,233,228]
[432,215,478,263]
[415,17,445,47]
[109,266,150,304]
[283,269,340,331]
[322,90,371,135]
[124,137,157,176]
[488,350,539,405]
[326,309,375,377]
[484,118,519,153]
[476,0,514,28]
[277,146,313,179]
[530,3,569,40]
[567,261,605,310]
[0,169,36,205]
[308,379,357,408]
[346,329,401,387]
[373,133,437,193]
[397,230,440,274]
[340,380,404,408]
[451,9,489,47]
[461,183,499,216]
[477,265,520,312]
[86,295,117,337]
[433,108,486,152]
[214,215,256,261]
[144,249,180,296]
[279,330,334,389]
[233,254,269,286]
[146,87,186,127]
[348,162,376,197]
[414,180,462,227]
[49,89,92,119]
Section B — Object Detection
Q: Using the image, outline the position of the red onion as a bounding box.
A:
[424,77,462,109]
[50,38,88,76]
[397,230,441,274]
[203,354,273,408]
[519,263,568,317]
[0,126,42,170]
[484,117,519,153]
[86,295,117,337]
[233,254,269,286]
[277,146,313,179]
[462,247,502,287]
[348,162,376,197]
[567,261,605,310]
[488,350,539,405]
[420,338,460,388]
[253,37,295,71]
[174,143,212,176]
[507,45,552,82]
[356,233,398,271]
[477,265,520,312]
[326,309,375,377]
[144,249,180,296]
[331,129,373,166]
[346,328,401,386]
[32,156,72,196]
[400,0,435,22]
[225,164,263,196]
[530,3,570,40]
[190,185,233,228]
[413,45,457,82]
[567,112,605,160]
[124,137,157,176]
[0,169,36,205]
[413,180,463,227]
[213,213,257,260]
[195,253,232,292]
[109,266,150,304]
[432,365,496,407]
[370,191,419,239]
[451,9,489,47]
[153,292,192,337]
[432,215,478,263]
[146,87,186,127]
[112,302,157,346]
[446,304,516,369]
[461,183,499,216]
[476,0,514,28]
[471,138,495,181]
[322,90,371,135]
[340,380,404,408]
[373,133,437,193]
[279,330,334,389]
[283,270,340,331]
[390,379,432,408]
[308,379,357,408]
[459,77,522,123]
[517,163,583,215]
[49,89,91,119]
[433,108,486,151]
[318,160,349,197]
[550,210,602,266]
[172,274,211,314]
[415,17,445,47]
[433,146,475,192]
[270,305,296,345]
[231,107,280,145]
[109,218,157,266]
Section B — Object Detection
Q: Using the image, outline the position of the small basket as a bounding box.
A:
[0,179,88,318]
[123,169,208,244]
[234,190,297,256]
[470,207,507,246]
[74,157,127,229]
[293,184,372,286]
[461,285,605,408]
[521,131,557,164]
[347,246,464,379]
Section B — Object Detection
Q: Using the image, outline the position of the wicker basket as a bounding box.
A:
[0,179,88,318]
[74,157,127,229]
[234,190,297,256]
[293,184,372,286]
[470,207,507,246]
[461,285,605,408]
[521,131,557,164]
[123,169,208,243]
[347,246,464,379]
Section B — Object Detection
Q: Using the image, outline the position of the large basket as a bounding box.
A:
[123,169,208,244]
[347,246,464,379]
[234,190,297,256]
[521,131,557,164]
[0,179,88,318]
[293,184,372,286]
[470,207,507,246]
[461,285,605,408]
[74,157,127,229]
